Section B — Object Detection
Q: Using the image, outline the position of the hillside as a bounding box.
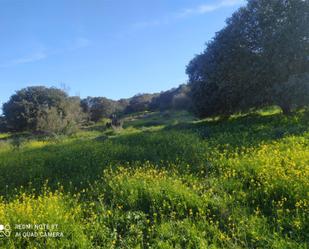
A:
[0,109,308,248]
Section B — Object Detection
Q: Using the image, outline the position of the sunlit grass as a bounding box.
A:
[0,110,308,248]
[0,133,10,139]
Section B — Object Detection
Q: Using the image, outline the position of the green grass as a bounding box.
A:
[0,110,308,248]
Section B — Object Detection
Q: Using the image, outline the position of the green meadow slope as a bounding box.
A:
[0,110,308,248]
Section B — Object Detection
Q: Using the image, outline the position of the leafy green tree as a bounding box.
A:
[247,0,309,113]
[172,85,192,111]
[36,97,84,135]
[187,6,263,117]
[0,116,8,132]
[187,0,309,117]
[81,97,117,122]
[149,90,175,111]
[271,73,309,114]
[2,86,82,133]
[125,93,157,114]
[3,86,67,131]
[149,84,192,112]
[115,98,130,115]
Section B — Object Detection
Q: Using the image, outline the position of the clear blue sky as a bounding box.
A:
[0,0,245,106]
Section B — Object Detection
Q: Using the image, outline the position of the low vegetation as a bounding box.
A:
[0,109,308,248]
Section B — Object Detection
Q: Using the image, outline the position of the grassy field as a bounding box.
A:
[0,110,308,248]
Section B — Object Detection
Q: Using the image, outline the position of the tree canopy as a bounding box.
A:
[124,93,157,114]
[2,86,83,134]
[81,97,117,122]
[187,0,309,118]
[149,84,192,112]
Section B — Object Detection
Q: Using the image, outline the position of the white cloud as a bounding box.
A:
[132,20,166,29]
[0,37,91,68]
[132,0,245,29]
[0,51,47,68]
[178,0,245,17]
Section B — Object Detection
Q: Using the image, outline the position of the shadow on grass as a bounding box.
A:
[0,132,31,142]
[0,128,207,198]
[123,111,196,129]
[163,111,309,149]
[83,124,107,132]
[0,111,307,198]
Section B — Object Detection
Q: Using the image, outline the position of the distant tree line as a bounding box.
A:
[81,97,126,122]
[0,84,191,134]
[149,84,192,112]
[80,85,192,122]
[187,0,309,118]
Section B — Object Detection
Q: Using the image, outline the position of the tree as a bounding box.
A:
[172,85,192,111]
[36,97,83,135]
[149,84,192,112]
[81,97,117,122]
[2,86,83,133]
[115,98,130,115]
[187,6,265,117]
[124,93,157,114]
[271,73,309,114]
[247,0,309,113]
[187,0,309,118]
[149,90,175,111]
[0,116,8,132]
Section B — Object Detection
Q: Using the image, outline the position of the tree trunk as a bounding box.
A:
[280,104,292,115]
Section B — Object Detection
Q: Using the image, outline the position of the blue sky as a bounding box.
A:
[0,0,245,106]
